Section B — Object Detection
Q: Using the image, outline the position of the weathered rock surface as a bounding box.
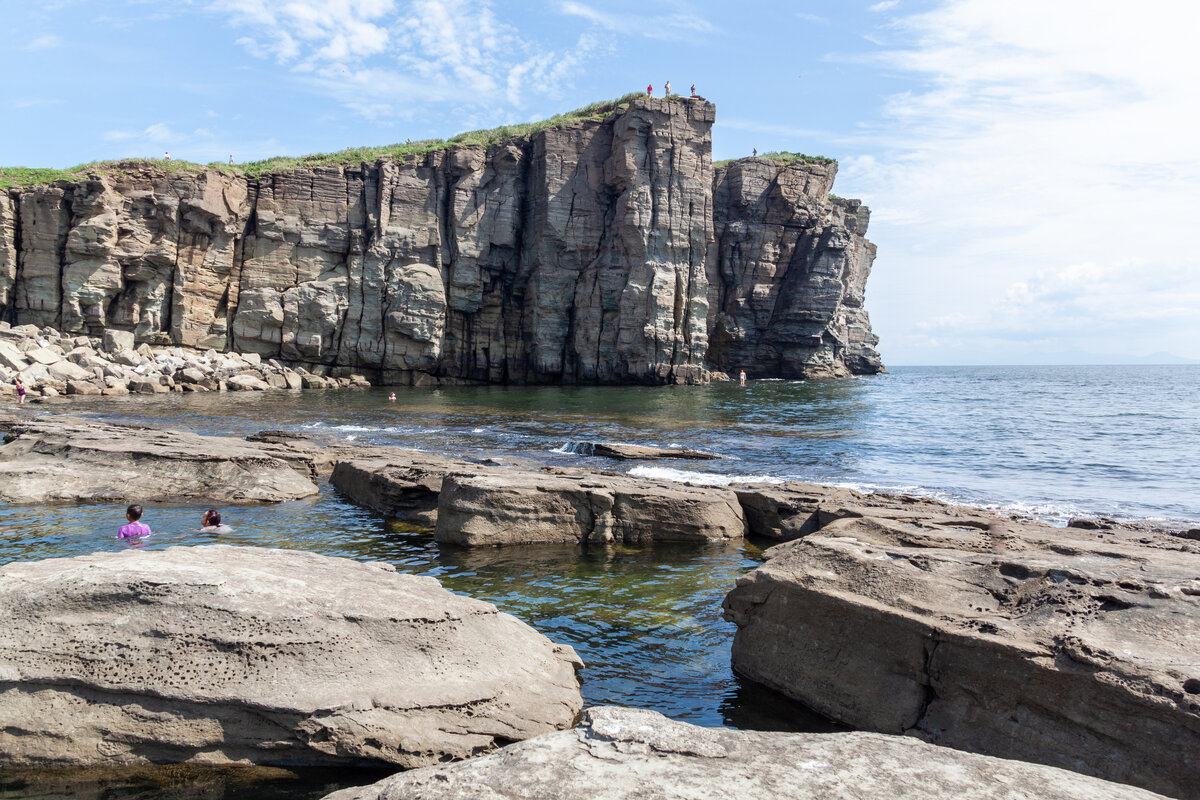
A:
[562,441,726,460]
[722,511,1200,798]
[1,97,882,384]
[331,453,745,544]
[710,159,882,377]
[0,414,318,503]
[322,706,1167,800]
[0,546,583,768]
[436,469,746,546]
[0,321,332,399]
[732,481,995,541]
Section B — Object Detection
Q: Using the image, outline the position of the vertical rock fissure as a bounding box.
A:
[6,192,22,325]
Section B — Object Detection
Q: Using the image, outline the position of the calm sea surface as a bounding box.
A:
[2,365,1197,797]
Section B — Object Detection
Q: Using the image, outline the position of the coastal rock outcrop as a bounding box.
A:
[0,546,584,768]
[722,513,1200,798]
[331,453,746,544]
[0,97,882,384]
[0,415,319,503]
[709,159,881,377]
[436,469,746,545]
[322,706,1167,800]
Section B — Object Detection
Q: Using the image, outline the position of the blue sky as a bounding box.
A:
[3,0,1197,365]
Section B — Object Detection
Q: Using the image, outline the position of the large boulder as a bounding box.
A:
[436,469,746,546]
[322,706,1167,800]
[0,415,319,503]
[722,515,1200,798]
[332,453,470,526]
[0,546,583,768]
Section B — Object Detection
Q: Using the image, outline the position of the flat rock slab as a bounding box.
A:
[437,468,745,546]
[579,442,726,460]
[723,515,1200,798]
[732,481,999,541]
[0,545,583,768]
[0,415,318,503]
[322,706,1167,800]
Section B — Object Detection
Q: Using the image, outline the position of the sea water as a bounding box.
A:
[2,365,1196,797]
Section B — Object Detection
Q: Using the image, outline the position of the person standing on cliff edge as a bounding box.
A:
[690,83,697,97]
[665,80,672,96]
[647,83,653,97]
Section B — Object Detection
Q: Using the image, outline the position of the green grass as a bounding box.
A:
[0,92,651,190]
[714,151,836,169]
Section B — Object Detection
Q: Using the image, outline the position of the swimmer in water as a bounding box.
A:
[117,504,152,538]
[388,392,396,401]
[199,509,230,533]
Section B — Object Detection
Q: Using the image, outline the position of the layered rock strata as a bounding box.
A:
[722,511,1200,798]
[0,415,319,503]
[0,97,882,383]
[331,454,746,545]
[0,546,584,768]
[711,160,882,377]
[323,706,1167,800]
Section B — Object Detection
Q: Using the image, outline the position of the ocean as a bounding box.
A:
[2,364,1196,797]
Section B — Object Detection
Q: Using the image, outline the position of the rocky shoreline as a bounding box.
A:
[1,412,1197,798]
[1,321,364,401]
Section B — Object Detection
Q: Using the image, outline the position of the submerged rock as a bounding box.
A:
[722,514,1200,798]
[0,414,318,503]
[322,706,1166,800]
[0,546,583,768]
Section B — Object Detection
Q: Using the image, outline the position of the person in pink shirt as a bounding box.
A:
[117,504,152,538]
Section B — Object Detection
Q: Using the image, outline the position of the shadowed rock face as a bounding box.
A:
[0,98,882,383]
[0,546,584,769]
[722,513,1200,799]
[321,706,1169,800]
[709,159,881,378]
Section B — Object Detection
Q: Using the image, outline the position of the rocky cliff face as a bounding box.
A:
[709,159,881,378]
[0,97,882,384]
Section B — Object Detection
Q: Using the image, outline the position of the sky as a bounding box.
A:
[2,0,1197,365]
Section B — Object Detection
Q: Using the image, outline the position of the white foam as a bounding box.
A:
[627,465,785,487]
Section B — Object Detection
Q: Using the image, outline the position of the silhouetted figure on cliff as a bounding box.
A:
[690,83,696,97]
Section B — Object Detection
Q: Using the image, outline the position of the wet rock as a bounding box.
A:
[332,453,475,526]
[582,442,726,460]
[322,706,1168,800]
[0,415,318,503]
[0,546,583,768]
[722,514,1200,798]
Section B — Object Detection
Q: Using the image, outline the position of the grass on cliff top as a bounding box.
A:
[713,151,836,169]
[0,92,649,189]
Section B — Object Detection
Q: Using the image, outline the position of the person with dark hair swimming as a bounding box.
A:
[117,505,152,538]
[199,509,231,533]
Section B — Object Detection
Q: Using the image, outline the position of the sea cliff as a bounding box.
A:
[0,96,882,384]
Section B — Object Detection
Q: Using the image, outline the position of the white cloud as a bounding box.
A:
[868,1,899,11]
[559,1,715,41]
[837,0,1200,363]
[25,34,62,50]
[207,0,593,114]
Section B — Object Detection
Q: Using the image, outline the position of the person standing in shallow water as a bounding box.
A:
[739,369,747,386]
[14,379,24,404]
